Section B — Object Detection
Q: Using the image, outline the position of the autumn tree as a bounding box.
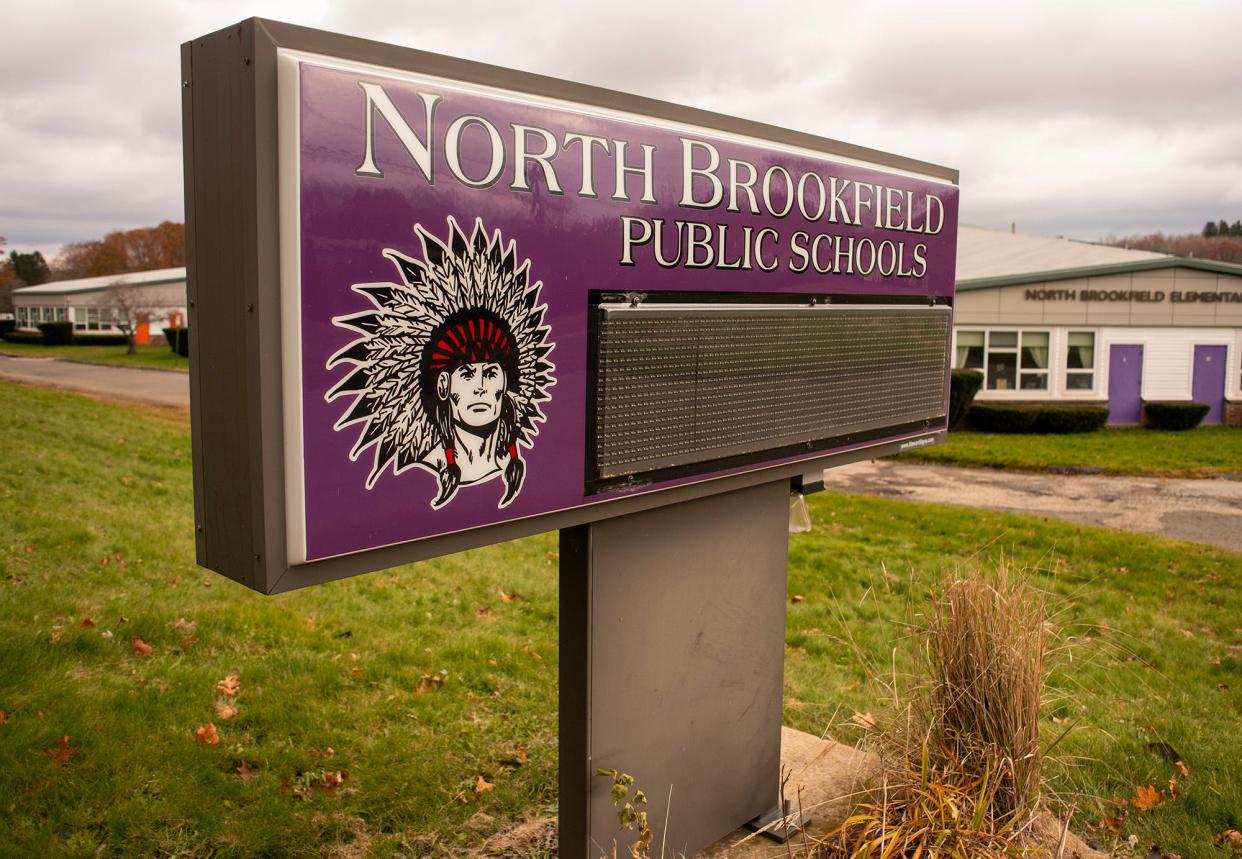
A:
[0,237,13,316]
[55,222,185,280]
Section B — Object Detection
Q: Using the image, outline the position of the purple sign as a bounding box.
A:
[278,54,959,563]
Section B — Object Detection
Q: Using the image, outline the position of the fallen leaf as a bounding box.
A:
[514,742,528,764]
[499,590,517,603]
[350,667,364,678]
[475,607,498,622]
[215,702,238,720]
[487,658,498,666]
[1098,816,1123,834]
[0,710,7,725]
[1180,629,1195,639]
[851,712,877,731]
[474,775,495,796]
[790,594,805,604]
[45,736,75,765]
[1131,785,1161,811]
[130,636,153,657]
[524,646,543,662]
[50,626,63,643]
[24,545,33,553]
[1201,627,1217,637]
[1220,683,1231,692]
[305,615,316,627]
[786,698,805,711]
[237,759,257,781]
[215,671,240,697]
[80,617,96,628]
[174,618,196,635]
[1216,830,1241,846]
[179,636,196,649]
[100,630,113,640]
[195,724,219,745]
[415,674,443,695]
[1052,716,1070,726]
[1175,760,1190,777]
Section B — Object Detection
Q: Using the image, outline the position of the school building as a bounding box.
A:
[10,267,186,342]
[954,226,1242,425]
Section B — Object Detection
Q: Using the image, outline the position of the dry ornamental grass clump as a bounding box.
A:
[820,564,1050,857]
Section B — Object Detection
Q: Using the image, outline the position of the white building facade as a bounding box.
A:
[953,227,1242,426]
[11,267,187,340]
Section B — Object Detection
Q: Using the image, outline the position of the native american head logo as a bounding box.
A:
[326,217,556,509]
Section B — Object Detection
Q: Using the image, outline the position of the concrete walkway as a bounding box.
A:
[0,354,189,409]
[822,457,1242,554]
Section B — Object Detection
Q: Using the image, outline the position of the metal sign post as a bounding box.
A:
[181,18,958,856]
[561,481,789,854]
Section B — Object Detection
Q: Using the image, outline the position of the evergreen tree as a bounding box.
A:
[1218,219,1230,237]
[1204,221,1218,237]
[1231,220,1242,237]
[8,250,50,285]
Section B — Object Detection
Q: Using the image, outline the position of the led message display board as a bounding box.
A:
[182,20,959,592]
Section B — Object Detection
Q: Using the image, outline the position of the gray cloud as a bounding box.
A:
[2,0,1240,256]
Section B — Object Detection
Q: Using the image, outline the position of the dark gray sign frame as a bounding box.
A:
[181,16,956,595]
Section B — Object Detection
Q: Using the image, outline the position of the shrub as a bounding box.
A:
[1143,401,1210,431]
[1,329,45,345]
[0,319,13,336]
[948,369,984,429]
[1031,406,1109,434]
[163,327,189,357]
[37,321,74,345]
[77,333,130,346]
[966,404,1039,434]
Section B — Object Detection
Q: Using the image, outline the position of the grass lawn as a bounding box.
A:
[903,426,1242,479]
[0,341,188,372]
[1,380,1239,857]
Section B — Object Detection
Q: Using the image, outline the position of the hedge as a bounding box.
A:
[1033,406,1109,434]
[967,404,1040,433]
[1143,401,1210,431]
[37,321,74,345]
[948,369,984,429]
[968,403,1110,434]
[163,327,189,357]
[1,330,131,347]
[1,330,45,345]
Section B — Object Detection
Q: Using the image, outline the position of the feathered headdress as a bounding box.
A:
[326,216,556,492]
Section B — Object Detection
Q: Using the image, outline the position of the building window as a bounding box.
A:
[956,331,984,370]
[956,329,1055,391]
[73,308,87,331]
[1019,332,1049,390]
[985,331,1018,390]
[1066,332,1095,390]
[86,308,100,331]
[56,307,68,322]
[17,307,27,328]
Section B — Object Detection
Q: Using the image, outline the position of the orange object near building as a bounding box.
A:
[136,321,151,345]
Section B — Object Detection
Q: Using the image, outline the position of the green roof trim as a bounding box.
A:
[957,256,1242,291]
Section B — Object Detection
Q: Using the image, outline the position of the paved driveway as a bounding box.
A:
[822,458,1242,554]
[0,354,189,409]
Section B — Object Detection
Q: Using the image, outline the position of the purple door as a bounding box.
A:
[1193,345,1227,424]
[1108,344,1144,424]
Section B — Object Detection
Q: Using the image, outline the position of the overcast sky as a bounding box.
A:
[2,0,1240,259]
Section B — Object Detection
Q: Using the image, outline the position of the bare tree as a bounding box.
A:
[102,283,174,355]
